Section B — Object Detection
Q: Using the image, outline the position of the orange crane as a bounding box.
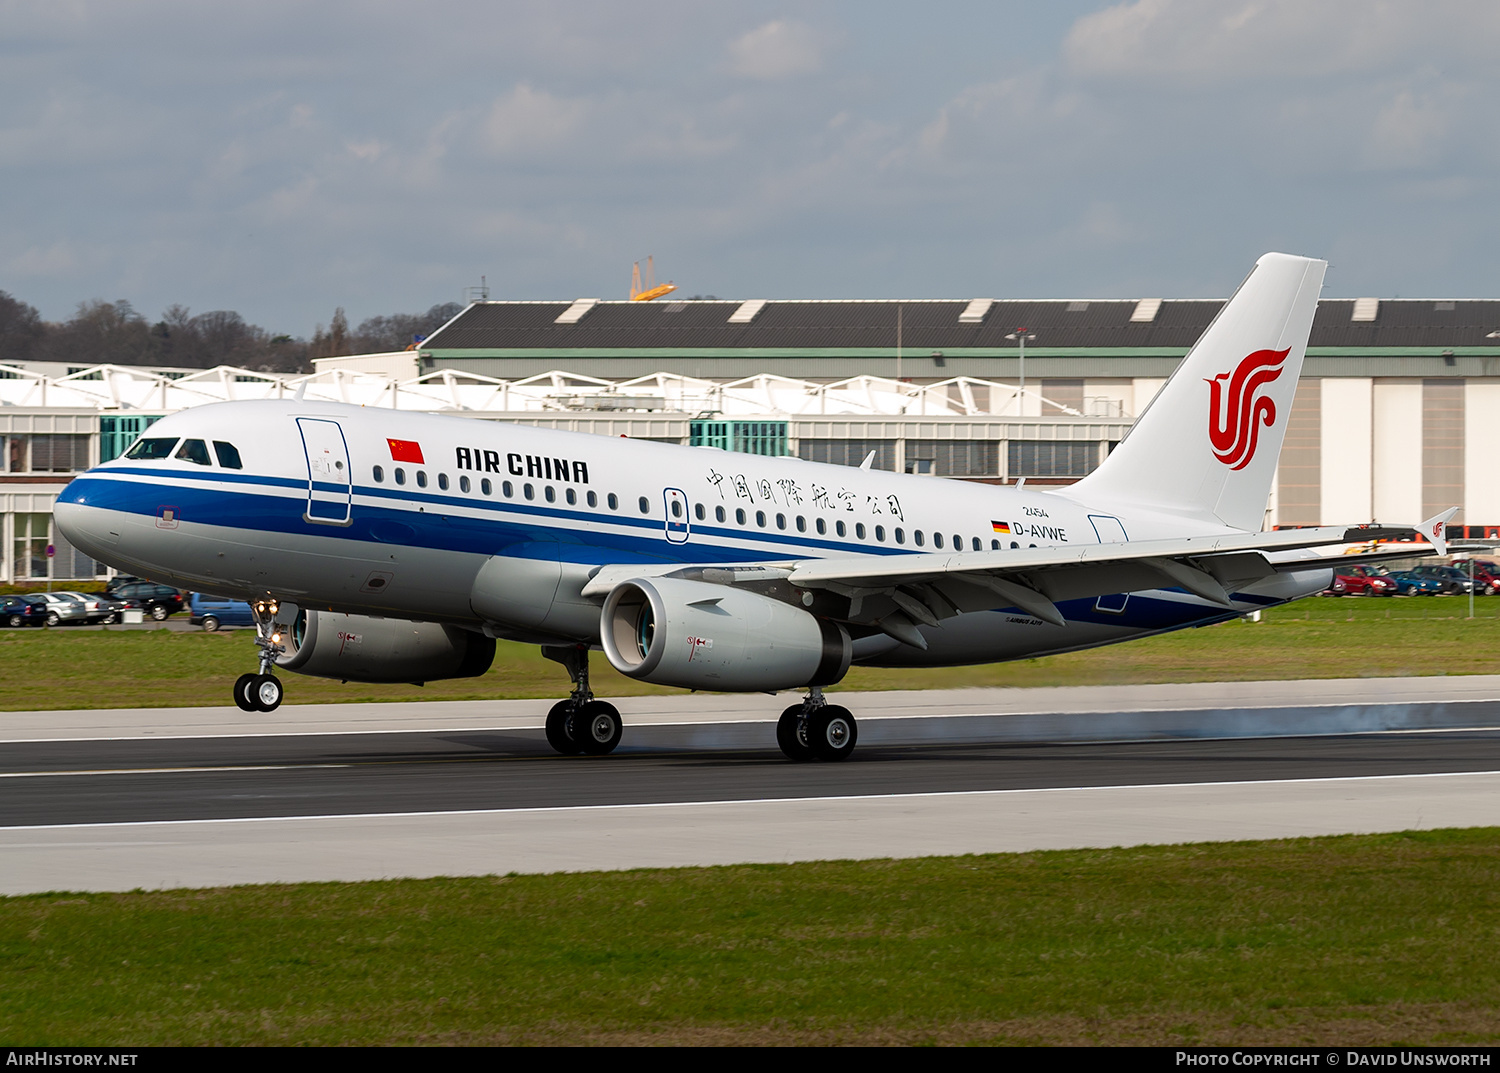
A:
[630,256,678,302]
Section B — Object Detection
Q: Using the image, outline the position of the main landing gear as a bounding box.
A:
[542,644,622,756]
[777,686,857,762]
[233,598,285,713]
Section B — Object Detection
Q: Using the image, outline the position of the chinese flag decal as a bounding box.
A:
[387,438,424,464]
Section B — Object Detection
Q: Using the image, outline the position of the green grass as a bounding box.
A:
[3,830,1499,1045]
[1,595,1497,711]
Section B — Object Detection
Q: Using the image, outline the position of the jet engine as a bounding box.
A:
[276,609,495,684]
[600,577,850,691]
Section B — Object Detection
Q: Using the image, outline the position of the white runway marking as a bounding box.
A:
[0,764,350,779]
[4,770,1499,895]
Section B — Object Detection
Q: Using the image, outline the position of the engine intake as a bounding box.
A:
[600,577,850,691]
[277,609,495,684]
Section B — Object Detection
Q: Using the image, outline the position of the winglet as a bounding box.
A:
[1419,507,1458,556]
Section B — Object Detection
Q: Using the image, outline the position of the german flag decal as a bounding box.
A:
[387,438,424,464]
[991,520,1012,534]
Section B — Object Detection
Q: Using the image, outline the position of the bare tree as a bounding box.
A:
[38,299,155,366]
[0,291,45,365]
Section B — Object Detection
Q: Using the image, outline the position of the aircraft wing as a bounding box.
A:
[582,522,1416,650]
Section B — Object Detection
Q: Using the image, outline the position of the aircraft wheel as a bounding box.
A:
[808,705,857,762]
[233,673,259,711]
[545,700,583,756]
[576,700,623,755]
[776,705,815,762]
[252,674,283,712]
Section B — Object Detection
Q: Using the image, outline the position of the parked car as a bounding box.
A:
[54,590,136,624]
[1408,565,1475,595]
[104,580,184,620]
[1324,565,1397,596]
[188,592,255,631]
[1,595,47,627]
[27,592,90,626]
[1384,570,1447,596]
[1450,558,1500,595]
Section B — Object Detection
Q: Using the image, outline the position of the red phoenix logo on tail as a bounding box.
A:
[1206,348,1290,471]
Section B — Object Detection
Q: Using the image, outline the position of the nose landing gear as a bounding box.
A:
[233,598,286,712]
[777,686,857,762]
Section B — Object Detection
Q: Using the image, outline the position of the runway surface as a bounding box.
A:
[4,676,1500,895]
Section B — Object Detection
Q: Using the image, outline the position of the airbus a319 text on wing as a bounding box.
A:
[55,253,1448,761]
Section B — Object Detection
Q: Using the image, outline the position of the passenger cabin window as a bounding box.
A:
[373,466,384,483]
[459,475,470,493]
[715,506,726,522]
[607,493,618,510]
[175,439,211,466]
[212,442,242,469]
[587,491,598,508]
[638,496,650,514]
[545,486,556,502]
[438,473,449,491]
[395,468,406,485]
[123,437,178,460]
[481,478,492,495]
[566,488,577,506]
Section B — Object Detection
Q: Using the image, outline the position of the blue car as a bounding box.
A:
[1385,571,1446,596]
[188,592,256,631]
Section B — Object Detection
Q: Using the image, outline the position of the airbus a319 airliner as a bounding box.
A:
[55,254,1450,761]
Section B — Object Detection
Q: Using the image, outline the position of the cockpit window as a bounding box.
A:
[123,437,179,460]
[213,441,243,469]
[175,439,212,466]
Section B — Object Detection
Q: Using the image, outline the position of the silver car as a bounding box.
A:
[54,591,126,624]
[29,592,89,626]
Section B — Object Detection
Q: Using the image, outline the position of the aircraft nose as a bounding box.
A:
[54,475,122,561]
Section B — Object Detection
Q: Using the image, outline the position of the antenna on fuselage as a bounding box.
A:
[859,450,876,470]
[292,380,308,402]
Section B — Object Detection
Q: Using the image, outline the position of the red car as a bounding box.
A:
[1325,565,1397,596]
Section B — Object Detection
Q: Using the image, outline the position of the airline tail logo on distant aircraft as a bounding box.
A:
[1205,348,1290,471]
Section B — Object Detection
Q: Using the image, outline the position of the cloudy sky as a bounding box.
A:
[4,1,1499,334]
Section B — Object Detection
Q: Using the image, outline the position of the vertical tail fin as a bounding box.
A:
[1072,252,1326,532]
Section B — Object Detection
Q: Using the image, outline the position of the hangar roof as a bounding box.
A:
[422,298,1500,354]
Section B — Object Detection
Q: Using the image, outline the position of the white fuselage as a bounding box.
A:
[55,400,1325,668]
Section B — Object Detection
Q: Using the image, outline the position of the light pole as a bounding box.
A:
[1006,330,1035,416]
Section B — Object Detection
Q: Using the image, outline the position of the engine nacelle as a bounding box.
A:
[600,577,850,691]
[276,609,495,684]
